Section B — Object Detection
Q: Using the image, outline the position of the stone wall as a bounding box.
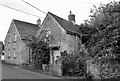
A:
[39,13,81,55]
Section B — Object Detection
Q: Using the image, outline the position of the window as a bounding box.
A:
[13,34,17,43]
[46,29,50,37]
[44,38,49,43]
[8,53,11,59]
[8,34,11,43]
[44,29,50,43]
[14,53,15,57]
[14,52,16,59]
[13,47,16,59]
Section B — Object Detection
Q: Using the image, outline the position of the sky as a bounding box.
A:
[0,0,119,42]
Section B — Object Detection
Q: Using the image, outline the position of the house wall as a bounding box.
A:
[41,16,63,46]
[40,14,81,55]
[37,14,81,76]
[62,33,80,55]
[4,21,29,65]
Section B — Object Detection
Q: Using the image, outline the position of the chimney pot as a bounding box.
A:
[70,11,72,15]
[37,18,41,27]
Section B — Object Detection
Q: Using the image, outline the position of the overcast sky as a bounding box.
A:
[0,0,118,42]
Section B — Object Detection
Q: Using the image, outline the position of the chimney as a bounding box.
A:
[68,11,75,24]
[37,18,41,27]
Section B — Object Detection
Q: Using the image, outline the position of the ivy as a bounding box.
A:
[25,35,50,70]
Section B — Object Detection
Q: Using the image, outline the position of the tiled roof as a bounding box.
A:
[49,12,98,35]
[48,12,80,34]
[13,19,39,39]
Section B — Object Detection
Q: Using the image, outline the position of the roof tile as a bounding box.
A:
[13,19,39,39]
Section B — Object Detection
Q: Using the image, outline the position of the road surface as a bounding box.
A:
[1,63,60,79]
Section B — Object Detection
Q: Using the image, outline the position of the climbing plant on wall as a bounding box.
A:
[25,35,50,70]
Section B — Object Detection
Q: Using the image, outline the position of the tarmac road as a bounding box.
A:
[2,63,60,79]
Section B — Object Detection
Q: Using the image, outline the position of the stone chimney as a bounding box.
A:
[68,11,75,24]
[37,18,41,27]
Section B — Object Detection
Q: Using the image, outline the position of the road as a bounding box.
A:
[2,63,119,81]
[1,63,60,79]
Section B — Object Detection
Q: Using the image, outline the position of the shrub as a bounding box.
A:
[62,53,87,77]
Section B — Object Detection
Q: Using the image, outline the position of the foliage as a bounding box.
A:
[61,51,87,77]
[25,35,50,70]
[85,1,120,29]
[100,58,120,79]
[79,1,120,79]
[85,1,120,60]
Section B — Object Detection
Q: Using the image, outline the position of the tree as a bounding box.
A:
[87,1,120,30]
[79,1,120,79]
[86,1,120,58]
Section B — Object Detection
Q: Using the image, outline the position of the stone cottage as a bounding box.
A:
[36,11,83,76]
[4,19,39,65]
